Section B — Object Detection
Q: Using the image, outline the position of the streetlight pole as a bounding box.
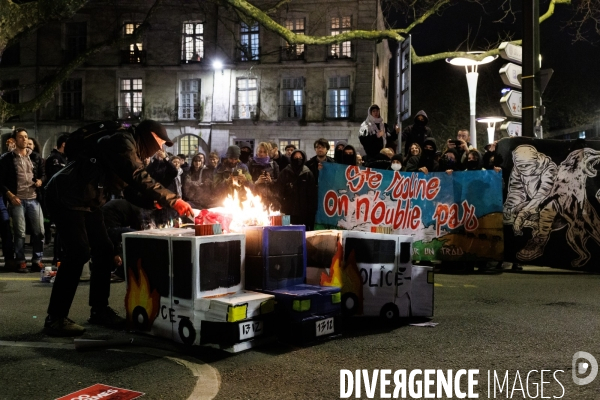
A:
[446,52,497,150]
[477,117,506,145]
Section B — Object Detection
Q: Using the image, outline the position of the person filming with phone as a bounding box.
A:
[446,129,477,170]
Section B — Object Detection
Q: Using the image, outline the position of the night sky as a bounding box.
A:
[385,1,600,137]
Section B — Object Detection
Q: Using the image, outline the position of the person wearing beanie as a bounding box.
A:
[358,104,399,162]
[43,119,193,337]
[390,154,403,171]
[212,144,253,202]
[277,149,317,230]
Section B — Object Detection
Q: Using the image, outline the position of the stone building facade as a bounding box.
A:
[0,0,391,159]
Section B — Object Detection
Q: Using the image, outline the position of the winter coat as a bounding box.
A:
[277,150,317,230]
[401,110,432,156]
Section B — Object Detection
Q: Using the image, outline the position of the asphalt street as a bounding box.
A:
[1,263,599,400]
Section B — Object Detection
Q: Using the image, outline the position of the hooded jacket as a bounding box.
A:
[277,150,317,229]
[413,137,438,173]
[401,110,432,157]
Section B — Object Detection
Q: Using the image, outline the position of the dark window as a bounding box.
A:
[59,79,82,119]
[345,238,396,264]
[65,22,87,61]
[199,241,241,292]
[1,79,19,104]
[0,43,20,66]
[172,241,193,300]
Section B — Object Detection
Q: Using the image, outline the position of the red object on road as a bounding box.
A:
[55,383,144,400]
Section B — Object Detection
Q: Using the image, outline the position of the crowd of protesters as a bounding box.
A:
[0,109,511,333]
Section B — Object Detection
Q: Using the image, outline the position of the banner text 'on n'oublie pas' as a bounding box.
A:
[314,164,504,262]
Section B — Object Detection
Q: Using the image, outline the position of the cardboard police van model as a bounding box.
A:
[244,225,342,343]
[305,230,434,321]
[122,228,275,353]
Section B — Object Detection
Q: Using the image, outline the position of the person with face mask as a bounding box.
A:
[439,148,459,173]
[341,145,358,166]
[333,140,347,164]
[390,154,403,171]
[414,138,438,173]
[43,119,193,337]
[238,142,253,165]
[400,110,432,157]
[277,149,317,230]
[465,150,483,171]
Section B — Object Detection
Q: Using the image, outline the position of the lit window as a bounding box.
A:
[182,22,204,62]
[236,78,257,119]
[179,135,200,158]
[285,18,305,57]
[330,16,351,58]
[119,78,143,119]
[326,76,351,118]
[240,21,259,61]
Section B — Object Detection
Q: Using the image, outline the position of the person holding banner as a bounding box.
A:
[306,138,335,183]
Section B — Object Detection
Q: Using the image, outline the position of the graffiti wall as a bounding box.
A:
[496,137,600,270]
[314,163,504,261]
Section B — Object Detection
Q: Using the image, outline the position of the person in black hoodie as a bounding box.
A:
[401,110,432,157]
[277,149,317,230]
[341,144,358,166]
[413,137,438,173]
[333,140,347,163]
[359,104,398,162]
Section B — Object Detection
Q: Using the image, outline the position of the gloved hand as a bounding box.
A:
[173,199,194,217]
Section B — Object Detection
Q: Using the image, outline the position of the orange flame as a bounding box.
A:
[125,259,161,330]
[209,187,280,232]
[320,240,364,314]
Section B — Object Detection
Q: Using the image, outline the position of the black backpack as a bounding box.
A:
[64,120,126,160]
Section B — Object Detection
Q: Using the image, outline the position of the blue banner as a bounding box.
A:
[315,163,504,261]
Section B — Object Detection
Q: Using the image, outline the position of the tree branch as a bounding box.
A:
[0,0,163,123]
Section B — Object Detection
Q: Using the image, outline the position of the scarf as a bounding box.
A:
[253,156,271,167]
[365,113,384,136]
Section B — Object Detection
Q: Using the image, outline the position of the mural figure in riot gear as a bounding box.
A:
[505,144,600,267]
[504,145,557,261]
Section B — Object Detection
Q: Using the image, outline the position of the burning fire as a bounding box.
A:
[125,259,161,330]
[209,187,280,232]
[321,238,364,314]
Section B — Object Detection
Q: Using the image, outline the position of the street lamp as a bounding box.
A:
[476,116,506,145]
[212,60,224,75]
[446,51,498,150]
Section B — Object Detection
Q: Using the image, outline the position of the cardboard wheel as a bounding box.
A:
[380,303,399,321]
[178,318,196,345]
[132,306,149,330]
[342,293,359,316]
